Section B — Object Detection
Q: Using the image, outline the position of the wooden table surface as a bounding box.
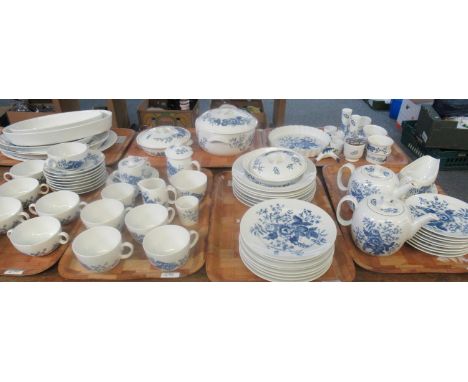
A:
[1,163,467,282]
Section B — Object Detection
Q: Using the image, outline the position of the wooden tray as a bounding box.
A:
[322,164,468,274]
[126,128,266,168]
[58,168,213,280]
[0,128,135,167]
[205,172,356,281]
[264,128,410,167]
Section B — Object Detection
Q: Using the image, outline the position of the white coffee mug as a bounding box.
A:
[165,145,200,178]
[118,156,154,185]
[72,226,134,273]
[138,178,177,207]
[169,170,207,201]
[101,183,137,208]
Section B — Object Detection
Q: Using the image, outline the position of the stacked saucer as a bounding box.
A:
[239,199,337,281]
[232,148,317,206]
[44,150,107,194]
[406,194,468,257]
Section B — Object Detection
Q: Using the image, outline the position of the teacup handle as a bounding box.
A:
[336,195,358,226]
[337,163,355,191]
[39,184,49,195]
[191,160,201,171]
[167,185,178,204]
[3,172,13,181]
[29,204,38,215]
[7,229,13,238]
[120,242,134,259]
[124,207,132,215]
[59,232,70,245]
[167,207,176,223]
[19,212,30,221]
[188,230,199,249]
[79,201,88,209]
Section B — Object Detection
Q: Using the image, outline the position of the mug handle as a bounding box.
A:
[337,163,355,191]
[19,212,30,221]
[29,204,38,215]
[167,207,176,223]
[3,172,13,181]
[79,201,88,209]
[336,195,358,226]
[167,185,178,204]
[188,230,199,249]
[124,207,132,215]
[59,232,70,245]
[191,160,201,171]
[39,184,49,195]
[120,242,134,259]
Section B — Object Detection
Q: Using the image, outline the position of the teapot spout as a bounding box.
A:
[409,213,438,239]
[392,182,416,199]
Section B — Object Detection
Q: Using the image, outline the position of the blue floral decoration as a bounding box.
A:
[277,136,319,150]
[79,257,120,272]
[352,217,402,255]
[167,161,181,177]
[201,115,252,126]
[120,173,143,185]
[349,180,380,202]
[181,209,198,223]
[148,256,188,271]
[249,203,328,256]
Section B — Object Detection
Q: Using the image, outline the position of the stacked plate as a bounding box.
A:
[43,150,107,194]
[232,148,317,206]
[406,194,468,257]
[239,199,337,281]
[0,110,114,161]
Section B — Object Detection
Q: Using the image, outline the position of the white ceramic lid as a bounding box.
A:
[248,148,306,184]
[165,145,193,159]
[196,104,258,134]
[367,195,405,216]
[359,165,395,182]
[136,126,191,149]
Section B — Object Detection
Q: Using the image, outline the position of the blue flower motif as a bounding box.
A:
[79,257,120,272]
[167,161,180,177]
[202,114,252,126]
[349,180,380,202]
[277,136,319,150]
[148,256,188,271]
[352,217,402,255]
[120,173,143,185]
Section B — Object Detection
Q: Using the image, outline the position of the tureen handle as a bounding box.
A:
[336,195,358,226]
[337,163,355,191]
[207,136,231,145]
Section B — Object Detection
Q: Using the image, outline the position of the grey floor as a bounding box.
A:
[1,99,466,201]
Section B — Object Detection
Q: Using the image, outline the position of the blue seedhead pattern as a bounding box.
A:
[352,217,402,256]
[201,114,252,126]
[181,209,198,223]
[167,161,181,177]
[145,127,188,144]
[119,173,143,185]
[350,180,380,202]
[408,196,468,235]
[228,133,254,150]
[277,136,319,150]
[249,203,328,256]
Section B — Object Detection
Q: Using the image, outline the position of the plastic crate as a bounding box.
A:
[401,120,468,170]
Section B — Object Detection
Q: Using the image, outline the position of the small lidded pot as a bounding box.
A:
[165,145,200,178]
[195,104,257,156]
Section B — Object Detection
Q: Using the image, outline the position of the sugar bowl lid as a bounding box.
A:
[196,104,258,134]
[248,148,307,184]
[136,126,191,149]
[165,145,193,159]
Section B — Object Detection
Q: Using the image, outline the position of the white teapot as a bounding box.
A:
[337,193,437,256]
[337,163,414,202]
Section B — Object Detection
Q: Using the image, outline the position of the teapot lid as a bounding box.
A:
[359,165,395,181]
[367,195,405,216]
[196,104,258,134]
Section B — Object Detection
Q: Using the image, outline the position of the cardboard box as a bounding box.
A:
[137,100,199,129]
[396,99,433,127]
[210,99,268,129]
[415,105,468,151]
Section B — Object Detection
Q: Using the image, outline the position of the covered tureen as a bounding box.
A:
[136,126,191,156]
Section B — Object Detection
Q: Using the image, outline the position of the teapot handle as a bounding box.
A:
[337,163,355,191]
[336,195,358,226]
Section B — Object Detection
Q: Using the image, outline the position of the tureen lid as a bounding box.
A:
[248,148,306,184]
[136,126,191,149]
[196,104,258,134]
[367,195,405,216]
[359,165,395,182]
[165,145,193,159]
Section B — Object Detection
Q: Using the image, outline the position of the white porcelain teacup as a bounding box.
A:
[363,124,388,138]
[0,196,29,234]
[344,137,366,162]
[7,216,69,256]
[72,226,134,273]
[137,178,177,206]
[169,170,207,201]
[3,160,45,182]
[47,142,88,170]
[29,190,86,225]
[118,156,154,185]
[80,199,130,229]
[0,177,49,206]
[175,195,199,227]
[101,183,137,208]
[366,151,388,165]
[367,135,394,156]
[125,203,175,243]
[143,225,199,271]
